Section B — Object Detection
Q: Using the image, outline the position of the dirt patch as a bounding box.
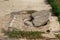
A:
[57,0,60,4]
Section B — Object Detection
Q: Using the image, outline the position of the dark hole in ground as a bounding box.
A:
[46,30,50,33]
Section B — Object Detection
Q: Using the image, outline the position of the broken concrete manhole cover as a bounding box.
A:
[2,10,51,30]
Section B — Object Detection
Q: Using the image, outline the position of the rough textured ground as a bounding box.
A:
[0,10,51,31]
[0,0,60,39]
[0,0,52,31]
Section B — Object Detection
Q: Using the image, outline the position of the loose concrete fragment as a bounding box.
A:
[32,10,51,27]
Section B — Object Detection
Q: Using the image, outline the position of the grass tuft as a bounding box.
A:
[3,28,45,39]
[47,0,60,22]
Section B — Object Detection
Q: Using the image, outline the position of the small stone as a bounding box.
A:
[24,20,33,26]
